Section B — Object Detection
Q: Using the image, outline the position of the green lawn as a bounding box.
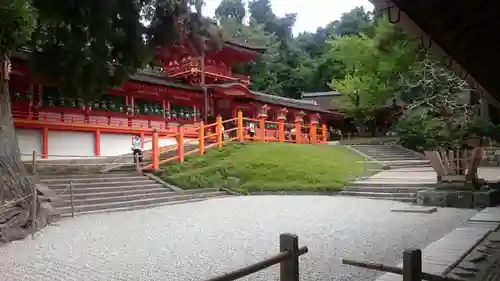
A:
[159,142,377,193]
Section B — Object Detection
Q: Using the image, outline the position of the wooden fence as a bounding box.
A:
[343,248,462,281]
[144,110,329,170]
[204,233,308,281]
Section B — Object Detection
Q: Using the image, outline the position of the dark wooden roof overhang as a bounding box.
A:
[371,0,500,108]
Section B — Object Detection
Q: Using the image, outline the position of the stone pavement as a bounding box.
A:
[370,166,500,183]
[0,196,477,281]
[376,206,500,281]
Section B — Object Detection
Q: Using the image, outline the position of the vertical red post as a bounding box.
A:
[94,130,101,156]
[277,108,288,143]
[216,115,223,148]
[177,125,185,163]
[258,104,269,142]
[321,124,327,143]
[199,121,205,154]
[151,130,159,170]
[140,131,145,149]
[294,111,305,144]
[237,110,244,142]
[42,127,48,159]
[309,113,320,144]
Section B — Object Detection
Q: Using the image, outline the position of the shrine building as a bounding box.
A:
[10,38,338,160]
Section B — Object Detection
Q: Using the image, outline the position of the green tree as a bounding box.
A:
[0,0,220,242]
[215,0,246,24]
[329,17,420,132]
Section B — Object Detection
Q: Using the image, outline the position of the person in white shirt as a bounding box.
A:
[248,123,256,139]
[132,135,143,163]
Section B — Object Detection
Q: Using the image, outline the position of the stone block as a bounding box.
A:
[494,150,500,156]
[417,188,499,208]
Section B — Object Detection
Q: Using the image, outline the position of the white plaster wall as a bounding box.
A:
[48,131,94,159]
[16,129,42,161]
[100,133,135,156]
[143,136,196,151]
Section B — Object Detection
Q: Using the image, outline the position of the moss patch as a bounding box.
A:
[159,142,377,193]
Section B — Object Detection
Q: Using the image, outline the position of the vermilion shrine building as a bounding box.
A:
[10,39,337,160]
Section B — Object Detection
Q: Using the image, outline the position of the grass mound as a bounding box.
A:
[159,142,375,193]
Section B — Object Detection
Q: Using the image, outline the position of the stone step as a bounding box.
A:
[38,172,140,179]
[46,179,158,189]
[57,191,227,214]
[59,196,231,217]
[339,191,417,198]
[54,187,171,202]
[54,189,224,206]
[372,157,423,161]
[49,183,164,194]
[346,185,429,193]
[351,180,435,188]
[40,175,150,184]
[363,196,416,203]
[55,187,219,202]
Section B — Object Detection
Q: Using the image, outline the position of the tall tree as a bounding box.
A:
[0,0,221,242]
[215,0,246,24]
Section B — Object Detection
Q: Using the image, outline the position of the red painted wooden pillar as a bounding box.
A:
[94,130,101,156]
[42,127,48,159]
[140,132,145,149]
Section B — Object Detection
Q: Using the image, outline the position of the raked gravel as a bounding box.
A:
[0,196,478,281]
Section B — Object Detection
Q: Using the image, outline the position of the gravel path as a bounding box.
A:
[0,196,477,281]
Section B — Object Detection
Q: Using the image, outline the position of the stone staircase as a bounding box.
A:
[349,144,430,169]
[340,169,437,203]
[341,143,437,203]
[39,171,230,217]
[104,143,200,173]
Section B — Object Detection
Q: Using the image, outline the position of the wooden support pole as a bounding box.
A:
[199,121,205,154]
[42,127,48,159]
[278,118,285,142]
[237,110,244,142]
[177,125,185,163]
[140,131,145,149]
[216,115,223,148]
[321,124,327,143]
[94,130,101,156]
[294,121,302,144]
[259,115,266,142]
[280,233,300,281]
[309,122,318,144]
[31,150,36,175]
[403,249,422,281]
[151,130,159,170]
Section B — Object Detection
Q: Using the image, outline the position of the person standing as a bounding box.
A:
[132,135,143,163]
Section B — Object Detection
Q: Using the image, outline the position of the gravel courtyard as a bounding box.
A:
[0,196,477,281]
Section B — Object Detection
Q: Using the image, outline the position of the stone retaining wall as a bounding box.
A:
[483,147,500,166]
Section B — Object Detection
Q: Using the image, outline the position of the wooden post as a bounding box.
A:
[278,118,285,142]
[294,120,302,144]
[31,150,36,175]
[309,123,318,144]
[151,130,159,170]
[403,249,422,281]
[31,183,37,240]
[140,131,145,149]
[280,233,300,281]
[94,130,101,156]
[177,125,185,163]
[258,115,266,142]
[42,127,48,159]
[321,124,327,143]
[237,110,244,142]
[216,115,223,148]
[69,181,75,218]
[199,121,205,154]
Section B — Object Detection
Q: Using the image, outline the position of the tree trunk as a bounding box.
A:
[0,52,37,243]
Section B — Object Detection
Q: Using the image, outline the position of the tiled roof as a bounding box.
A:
[301,91,342,98]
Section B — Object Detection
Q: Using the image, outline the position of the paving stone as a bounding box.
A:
[391,206,437,213]
[469,207,500,223]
